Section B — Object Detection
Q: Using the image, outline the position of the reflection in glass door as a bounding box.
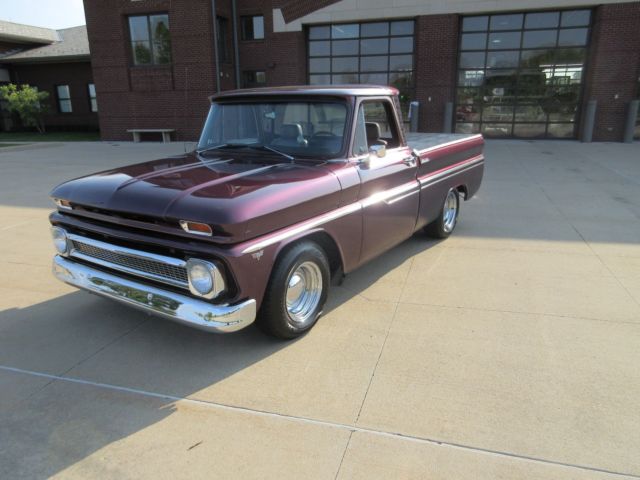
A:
[456,10,591,138]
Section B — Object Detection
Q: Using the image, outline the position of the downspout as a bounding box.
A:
[211,0,221,93]
[231,0,241,89]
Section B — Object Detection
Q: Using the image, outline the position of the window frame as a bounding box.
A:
[128,13,171,66]
[242,70,267,88]
[350,97,403,157]
[87,83,97,113]
[240,15,265,41]
[56,84,72,114]
[216,16,231,63]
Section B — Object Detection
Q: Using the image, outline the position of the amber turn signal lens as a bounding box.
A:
[179,220,213,236]
[54,199,72,210]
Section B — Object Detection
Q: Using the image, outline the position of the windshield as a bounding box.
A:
[198,101,348,158]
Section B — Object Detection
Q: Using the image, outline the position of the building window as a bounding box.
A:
[307,20,415,120]
[241,15,264,40]
[88,83,97,112]
[128,14,171,65]
[456,9,591,139]
[56,85,72,113]
[243,71,266,88]
[217,16,230,63]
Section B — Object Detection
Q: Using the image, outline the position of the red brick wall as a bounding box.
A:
[582,2,640,141]
[10,61,98,129]
[83,0,222,141]
[413,14,459,133]
[236,0,306,87]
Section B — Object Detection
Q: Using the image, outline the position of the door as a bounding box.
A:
[354,98,419,265]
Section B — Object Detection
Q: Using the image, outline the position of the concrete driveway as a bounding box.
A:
[0,140,639,479]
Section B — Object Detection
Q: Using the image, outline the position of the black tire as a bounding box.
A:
[424,188,460,239]
[257,241,330,339]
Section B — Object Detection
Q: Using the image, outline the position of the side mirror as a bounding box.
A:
[369,144,386,158]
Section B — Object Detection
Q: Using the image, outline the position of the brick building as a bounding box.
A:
[0,21,98,132]
[82,0,640,141]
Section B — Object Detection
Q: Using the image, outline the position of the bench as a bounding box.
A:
[127,128,175,143]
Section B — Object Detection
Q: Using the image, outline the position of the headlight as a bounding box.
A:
[50,227,69,255]
[186,258,225,299]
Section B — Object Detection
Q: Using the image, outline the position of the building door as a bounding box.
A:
[455,10,592,139]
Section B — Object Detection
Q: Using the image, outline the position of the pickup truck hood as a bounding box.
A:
[50,151,343,242]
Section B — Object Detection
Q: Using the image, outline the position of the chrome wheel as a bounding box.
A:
[286,261,323,326]
[442,189,458,233]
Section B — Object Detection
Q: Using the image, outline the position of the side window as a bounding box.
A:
[353,100,401,155]
[352,106,368,156]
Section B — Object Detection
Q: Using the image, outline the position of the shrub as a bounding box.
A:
[0,83,50,133]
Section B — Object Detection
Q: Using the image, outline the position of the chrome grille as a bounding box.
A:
[68,234,189,289]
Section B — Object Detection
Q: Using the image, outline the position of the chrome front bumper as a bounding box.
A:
[52,255,256,333]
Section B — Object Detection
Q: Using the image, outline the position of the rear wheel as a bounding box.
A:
[425,188,460,239]
[257,241,330,339]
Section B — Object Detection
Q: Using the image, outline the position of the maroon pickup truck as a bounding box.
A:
[50,86,484,339]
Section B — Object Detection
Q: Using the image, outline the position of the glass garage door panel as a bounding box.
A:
[456,9,591,139]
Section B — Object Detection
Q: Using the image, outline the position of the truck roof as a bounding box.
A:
[210,84,399,101]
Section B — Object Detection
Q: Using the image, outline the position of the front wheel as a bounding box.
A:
[425,188,460,239]
[257,241,330,339]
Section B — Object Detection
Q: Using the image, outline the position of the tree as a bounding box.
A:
[0,83,50,133]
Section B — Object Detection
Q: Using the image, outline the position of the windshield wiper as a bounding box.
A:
[196,143,245,154]
[197,143,295,162]
[246,144,295,162]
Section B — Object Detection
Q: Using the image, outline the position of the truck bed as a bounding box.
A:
[405,132,481,153]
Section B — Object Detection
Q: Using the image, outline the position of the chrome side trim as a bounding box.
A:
[410,133,483,155]
[242,203,361,254]
[67,233,189,289]
[52,255,256,333]
[419,155,484,190]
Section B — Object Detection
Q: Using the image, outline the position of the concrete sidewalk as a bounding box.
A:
[0,140,639,479]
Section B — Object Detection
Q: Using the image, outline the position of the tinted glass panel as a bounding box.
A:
[547,123,575,138]
[490,14,523,31]
[390,20,414,35]
[488,31,521,50]
[389,55,412,71]
[525,12,559,29]
[332,73,358,83]
[309,26,330,39]
[522,30,557,48]
[360,73,388,84]
[458,70,485,87]
[332,57,358,73]
[389,36,413,53]
[309,58,330,73]
[459,51,486,69]
[310,74,330,84]
[514,124,546,138]
[558,28,588,47]
[561,10,591,27]
[332,40,358,55]
[361,22,388,37]
[332,24,359,39]
[360,38,388,55]
[461,33,487,51]
[487,51,519,68]
[360,56,388,72]
[462,16,488,32]
[309,41,330,56]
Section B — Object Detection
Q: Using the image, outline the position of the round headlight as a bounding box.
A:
[186,259,215,296]
[51,227,69,255]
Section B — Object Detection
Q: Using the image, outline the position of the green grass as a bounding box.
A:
[0,131,100,142]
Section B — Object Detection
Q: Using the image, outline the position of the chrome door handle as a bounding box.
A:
[402,156,416,166]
